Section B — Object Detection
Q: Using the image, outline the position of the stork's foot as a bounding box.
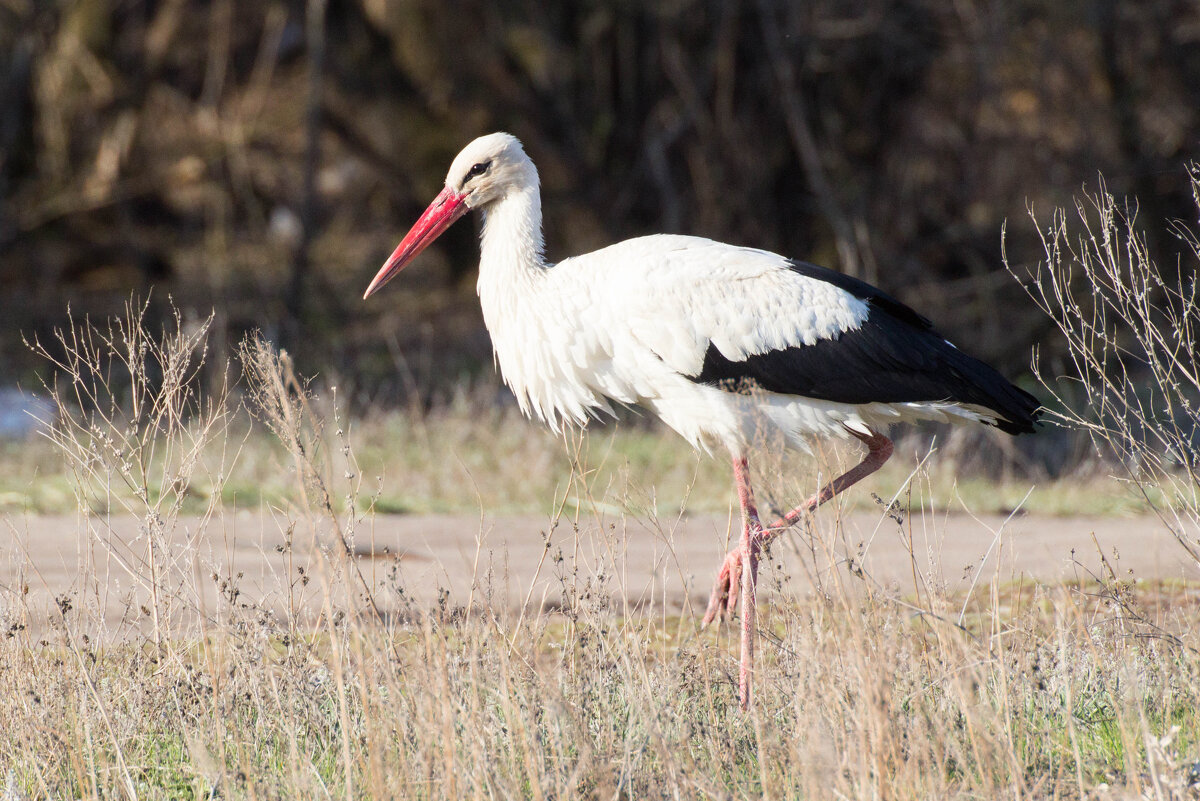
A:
[702,521,784,628]
[702,546,745,626]
[703,530,765,709]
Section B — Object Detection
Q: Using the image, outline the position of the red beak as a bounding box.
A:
[363,187,469,299]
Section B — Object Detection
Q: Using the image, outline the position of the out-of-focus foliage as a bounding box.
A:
[1,0,1198,402]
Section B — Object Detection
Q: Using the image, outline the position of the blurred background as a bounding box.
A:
[2,0,1198,410]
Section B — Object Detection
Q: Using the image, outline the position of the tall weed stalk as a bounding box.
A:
[1007,166,1200,563]
[26,299,233,647]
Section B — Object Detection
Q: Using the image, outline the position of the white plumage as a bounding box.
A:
[364,132,1040,709]
[481,228,1004,449]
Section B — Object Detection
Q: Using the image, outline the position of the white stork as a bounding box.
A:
[364,132,1040,709]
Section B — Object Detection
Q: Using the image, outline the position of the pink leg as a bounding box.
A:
[701,428,894,709]
[733,457,761,708]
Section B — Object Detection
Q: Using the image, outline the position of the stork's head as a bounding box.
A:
[363,132,536,299]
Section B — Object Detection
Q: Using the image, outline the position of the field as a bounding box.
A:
[3,185,1200,799]
[2,364,1199,799]
[3,475,1200,799]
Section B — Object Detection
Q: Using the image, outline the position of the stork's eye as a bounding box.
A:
[465,161,491,181]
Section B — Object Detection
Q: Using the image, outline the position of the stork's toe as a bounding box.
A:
[701,548,743,626]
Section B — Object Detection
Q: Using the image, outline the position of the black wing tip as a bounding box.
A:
[989,388,1043,436]
[992,414,1039,436]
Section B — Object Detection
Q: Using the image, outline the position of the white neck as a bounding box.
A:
[475,180,591,426]
[477,185,548,298]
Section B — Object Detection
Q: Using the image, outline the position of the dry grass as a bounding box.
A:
[3,514,1200,799]
[5,171,1200,798]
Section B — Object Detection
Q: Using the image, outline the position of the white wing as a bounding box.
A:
[565,234,869,378]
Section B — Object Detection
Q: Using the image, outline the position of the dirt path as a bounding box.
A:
[2,510,1195,639]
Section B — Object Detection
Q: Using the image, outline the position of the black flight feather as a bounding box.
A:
[688,261,1041,435]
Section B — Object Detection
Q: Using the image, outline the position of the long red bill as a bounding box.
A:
[363,187,468,299]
